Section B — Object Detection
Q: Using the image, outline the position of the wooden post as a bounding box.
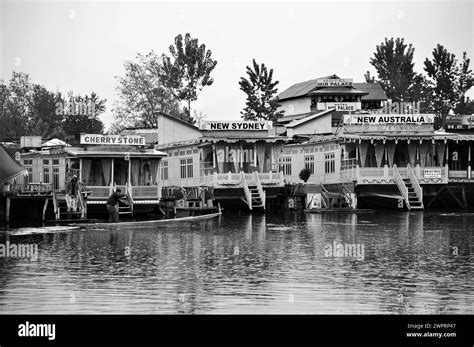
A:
[111,158,114,186]
[79,158,83,181]
[253,143,257,172]
[5,196,10,228]
[468,145,471,179]
[128,158,132,186]
[239,142,243,173]
[42,198,49,224]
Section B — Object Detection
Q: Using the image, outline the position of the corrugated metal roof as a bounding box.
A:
[352,83,388,101]
[277,74,387,101]
[121,129,159,144]
[286,109,334,128]
[65,147,166,157]
[309,87,368,95]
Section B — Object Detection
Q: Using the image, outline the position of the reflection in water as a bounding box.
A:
[0,212,472,314]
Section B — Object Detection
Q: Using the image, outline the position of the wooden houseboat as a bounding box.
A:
[154,113,286,210]
[16,134,166,221]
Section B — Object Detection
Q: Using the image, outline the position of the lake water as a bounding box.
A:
[0,211,472,314]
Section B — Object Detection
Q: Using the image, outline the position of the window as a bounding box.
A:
[180,158,193,178]
[23,159,33,166]
[27,168,33,183]
[325,153,336,174]
[304,155,315,174]
[53,168,60,190]
[161,160,168,180]
[52,159,59,165]
[43,159,49,165]
[280,157,292,176]
[43,167,51,184]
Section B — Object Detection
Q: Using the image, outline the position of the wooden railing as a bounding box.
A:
[393,164,410,209]
[240,171,252,210]
[254,171,266,208]
[407,164,423,203]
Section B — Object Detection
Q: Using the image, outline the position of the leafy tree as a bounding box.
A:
[63,92,106,143]
[113,51,185,133]
[370,37,417,102]
[424,44,461,118]
[29,84,64,138]
[239,59,284,122]
[299,168,311,183]
[161,33,217,116]
[364,71,376,83]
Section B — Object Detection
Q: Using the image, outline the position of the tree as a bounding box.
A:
[364,71,376,83]
[299,168,311,183]
[161,33,217,116]
[63,92,106,143]
[370,37,417,102]
[424,44,461,118]
[113,51,185,133]
[239,59,284,122]
[455,52,474,114]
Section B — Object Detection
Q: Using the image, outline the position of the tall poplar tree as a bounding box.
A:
[239,59,284,122]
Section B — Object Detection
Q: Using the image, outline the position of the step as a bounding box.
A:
[118,212,133,215]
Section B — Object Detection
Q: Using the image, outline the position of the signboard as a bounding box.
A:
[202,121,271,131]
[445,114,474,130]
[80,134,145,146]
[317,102,361,112]
[20,136,42,149]
[343,114,435,125]
[424,168,442,178]
[315,78,353,87]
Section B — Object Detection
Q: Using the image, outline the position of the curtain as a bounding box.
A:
[273,142,283,172]
[420,142,431,167]
[232,145,240,172]
[101,159,112,186]
[436,142,446,166]
[131,159,141,185]
[150,160,159,184]
[407,142,417,167]
[358,142,369,168]
[374,141,385,168]
[386,142,396,167]
[82,159,92,185]
[215,142,225,173]
[256,142,266,173]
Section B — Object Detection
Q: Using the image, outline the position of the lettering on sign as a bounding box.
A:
[325,102,359,111]
[315,78,353,87]
[343,114,434,125]
[424,169,442,178]
[203,121,271,131]
[80,134,145,146]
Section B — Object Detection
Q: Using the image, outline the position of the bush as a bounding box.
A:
[174,189,184,200]
[299,168,311,183]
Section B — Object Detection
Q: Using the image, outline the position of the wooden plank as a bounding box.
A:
[5,196,10,228]
[42,198,49,223]
[426,185,446,209]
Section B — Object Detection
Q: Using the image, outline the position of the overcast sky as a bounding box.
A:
[1,0,473,130]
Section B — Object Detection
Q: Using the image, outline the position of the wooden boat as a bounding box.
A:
[69,206,222,228]
[304,208,375,214]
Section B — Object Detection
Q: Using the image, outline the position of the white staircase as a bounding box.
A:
[393,165,424,210]
[241,172,266,210]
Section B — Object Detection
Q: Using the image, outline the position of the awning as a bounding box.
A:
[0,145,27,184]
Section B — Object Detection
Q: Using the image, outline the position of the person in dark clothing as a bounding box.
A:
[107,189,126,223]
[65,175,79,218]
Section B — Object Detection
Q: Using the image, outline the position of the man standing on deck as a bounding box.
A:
[65,175,79,218]
[107,189,126,223]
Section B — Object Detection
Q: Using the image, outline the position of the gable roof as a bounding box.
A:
[352,83,387,100]
[277,74,387,101]
[121,128,159,144]
[286,109,334,128]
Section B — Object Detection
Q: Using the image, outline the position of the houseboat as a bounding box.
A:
[154,113,286,210]
[14,134,166,222]
[275,75,474,210]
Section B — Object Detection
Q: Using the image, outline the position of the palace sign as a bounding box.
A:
[317,102,361,112]
[343,114,435,125]
[202,121,271,131]
[80,134,145,146]
[315,78,353,87]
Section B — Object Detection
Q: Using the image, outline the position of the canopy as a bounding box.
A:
[0,145,27,184]
[42,138,70,147]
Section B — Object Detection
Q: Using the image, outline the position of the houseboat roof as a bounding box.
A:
[308,87,368,96]
[200,130,284,143]
[120,128,159,145]
[0,144,27,184]
[64,147,167,158]
[277,75,387,101]
[286,109,334,128]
